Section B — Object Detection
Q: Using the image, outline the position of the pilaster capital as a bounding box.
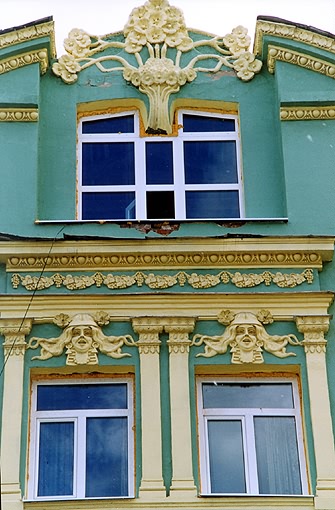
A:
[295,315,331,354]
[132,318,164,354]
[0,318,32,356]
[165,318,195,354]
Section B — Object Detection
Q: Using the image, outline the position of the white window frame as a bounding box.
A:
[27,378,134,501]
[77,109,244,220]
[197,377,308,496]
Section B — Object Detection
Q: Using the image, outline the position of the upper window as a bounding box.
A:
[197,378,308,496]
[27,378,134,501]
[78,110,243,221]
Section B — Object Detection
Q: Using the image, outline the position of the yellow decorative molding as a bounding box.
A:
[11,268,314,291]
[0,292,332,320]
[0,108,38,122]
[254,20,335,57]
[267,45,335,78]
[0,49,49,76]
[0,20,56,57]
[280,106,335,121]
[165,318,195,354]
[132,318,165,354]
[52,0,261,133]
[26,312,136,364]
[296,315,330,354]
[0,319,32,356]
[192,310,302,363]
[2,237,333,271]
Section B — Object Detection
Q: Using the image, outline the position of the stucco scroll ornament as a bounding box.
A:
[52,0,262,133]
[191,310,302,363]
[26,312,136,365]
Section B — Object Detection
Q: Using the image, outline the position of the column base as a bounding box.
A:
[315,479,335,509]
[1,484,23,510]
[169,479,197,501]
[139,479,167,500]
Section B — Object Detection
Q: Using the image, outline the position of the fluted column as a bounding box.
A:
[165,318,197,499]
[132,318,166,498]
[296,315,335,509]
[0,319,32,510]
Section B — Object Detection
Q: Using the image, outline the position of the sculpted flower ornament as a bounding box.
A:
[52,0,262,133]
[27,312,136,365]
[192,310,302,364]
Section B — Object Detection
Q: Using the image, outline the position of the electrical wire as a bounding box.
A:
[0,225,65,507]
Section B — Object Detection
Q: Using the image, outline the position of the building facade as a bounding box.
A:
[1,2,335,510]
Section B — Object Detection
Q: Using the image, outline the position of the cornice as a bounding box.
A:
[267,45,335,79]
[280,106,335,121]
[2,237,333,271]
[0,108,38,122]
[254,20,335,57]
[0,292,332,321]
[0,20,56,58]
[0,49,49,76]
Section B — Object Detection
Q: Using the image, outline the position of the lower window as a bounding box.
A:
[197,377,308,495]
[28,378,134,500]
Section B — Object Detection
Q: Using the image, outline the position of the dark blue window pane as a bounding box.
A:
[147,191,175,219]
[146,142,173,184]
[82,115,134,134]
[82,192,135,220]
[82,143,135,185]
[186,190,240,218]
[37,384,128,410]
[183,115,235,132]
[86,417,128,497]
[38,422,74,496]
[184,141,238,184]
[208,420,246,493]
[203,383,294,409]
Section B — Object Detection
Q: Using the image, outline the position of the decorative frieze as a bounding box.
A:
[192,310,302,363]
[267,45,335,79]
[280,106,335,121]
[0,49,49,76]
[254,20,335,56]
[26,312,136,365]
[0,20,55,57]
[296,316,330,353]
[0,108,38,122]
[11,268,314,292]
[0,319,32,356]
[7,250,322,271]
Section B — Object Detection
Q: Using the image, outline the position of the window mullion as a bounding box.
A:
[76,416,86,499]
[173,133,185,219]
[135,137,146,219]
[244,413,259,494]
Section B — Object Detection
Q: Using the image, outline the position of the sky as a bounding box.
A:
[1,0,335,56]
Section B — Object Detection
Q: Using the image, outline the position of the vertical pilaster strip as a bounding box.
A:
[296,316,335,510]
[132,318,166,497]
[0,319,32,510]
[165,318,197,498]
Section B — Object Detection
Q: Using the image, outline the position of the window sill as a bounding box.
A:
[23,495,315,510]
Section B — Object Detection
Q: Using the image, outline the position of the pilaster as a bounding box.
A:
[0,319,32,510]
[132,318,166,498]
[296,316,335,509]
[165,318,197,499]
